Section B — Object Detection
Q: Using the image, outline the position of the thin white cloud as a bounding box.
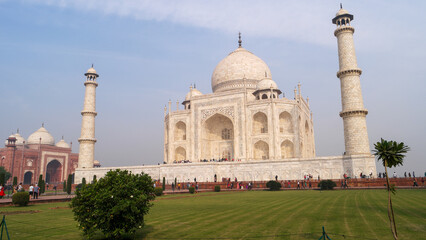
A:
[20,0,426,52]
[22,0,336,46]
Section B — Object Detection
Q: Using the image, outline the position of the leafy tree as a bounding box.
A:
[71,169,155,238]
[82,177,86,188]
[13,176,17,186]
[63,181,67,192]
[0,166,11,185]
[67,174,72,195]
[93,175,97,184]
[373,138,409,240]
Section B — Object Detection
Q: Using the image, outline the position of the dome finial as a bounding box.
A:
[42,122,44,127]
[340,3,342,9]
[238,32,242,48]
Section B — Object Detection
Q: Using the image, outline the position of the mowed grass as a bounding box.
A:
[0,189,425,239]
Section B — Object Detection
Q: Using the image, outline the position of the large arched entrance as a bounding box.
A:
[45,160,62,184]
[23,171,33,185]
[202,113,234,160]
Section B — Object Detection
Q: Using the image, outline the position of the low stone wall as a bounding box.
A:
[74,155,377,184]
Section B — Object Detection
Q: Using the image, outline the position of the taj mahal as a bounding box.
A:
[72,7,377,183]
[1,7,376,184]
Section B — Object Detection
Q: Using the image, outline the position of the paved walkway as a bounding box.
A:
[0,193,74,206]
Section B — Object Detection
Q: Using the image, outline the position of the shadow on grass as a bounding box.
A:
[91,225,154,240]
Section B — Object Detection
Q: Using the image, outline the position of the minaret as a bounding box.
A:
[333,7,370,155]
[78,65,99,168]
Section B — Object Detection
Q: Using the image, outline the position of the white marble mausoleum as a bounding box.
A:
[75,7,377,183]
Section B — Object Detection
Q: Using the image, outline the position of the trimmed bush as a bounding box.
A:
[214,185,221,192]
[12,192,30,207]
[82,178,86,188]
[318,180,337,190]
[266,181,281,191]
[67,174,72,194]
[71,169,155,238]
[189,186,195,194]
[162,177,166,190]
[13,176,17,186]
[63,181,67,192]
[154,187,163,196]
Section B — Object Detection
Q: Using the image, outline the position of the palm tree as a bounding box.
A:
[373,138,409,240]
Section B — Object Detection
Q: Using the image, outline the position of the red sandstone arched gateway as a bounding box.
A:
[45,160,62,184]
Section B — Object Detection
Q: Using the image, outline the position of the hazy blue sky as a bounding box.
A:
[1,1,425,176]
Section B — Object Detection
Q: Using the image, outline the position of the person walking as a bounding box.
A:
[33,184,39,199]
[29,184,34,199]
[0,185,5,199]
[297,181,300,190]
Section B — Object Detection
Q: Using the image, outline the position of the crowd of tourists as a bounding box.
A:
[0,183,40,199]
[171,158,244,164]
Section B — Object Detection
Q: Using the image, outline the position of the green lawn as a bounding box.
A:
[0,189,425,239]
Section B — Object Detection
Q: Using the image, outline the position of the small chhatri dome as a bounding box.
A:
[4,131,26,146]
[56,139,71,148]
[211,47,272,93]
[185,88,203,101]
[257,78,278,90]
[87,64,97,74]
[87,67,97,74]
[85,64,99,77]
[27,126,55,145]
[93,160,101,167]
[336,8,349,16]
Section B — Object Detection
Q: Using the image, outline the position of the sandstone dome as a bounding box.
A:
[211,47,272,93]
[257,78,278,90]
[56,139,70,148]
[185,88,203,101]
[27,126,55,145]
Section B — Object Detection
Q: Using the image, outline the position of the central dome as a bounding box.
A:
[27,126,55,145]
[211,47,272,93]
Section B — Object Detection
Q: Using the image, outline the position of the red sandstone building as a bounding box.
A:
[0,126,85,185]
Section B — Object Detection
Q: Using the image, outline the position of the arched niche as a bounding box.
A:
[253,112,268,134]
[23,171,33,185]
[46,159,62,184]
[279,111,293,134]
[174,121,186,141]
[281,140,294,159]
[201,113,234,160]
[175,147,186,161]
[254,140,269,160]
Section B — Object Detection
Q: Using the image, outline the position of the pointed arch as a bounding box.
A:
[23,171,33,185]
[254,140,269,160]
[174,121,186,141]
[175,147,186,161]
[201,113,234,160]
[253,112,268,134]
[279,111,293,134]
[281,140,294,159]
